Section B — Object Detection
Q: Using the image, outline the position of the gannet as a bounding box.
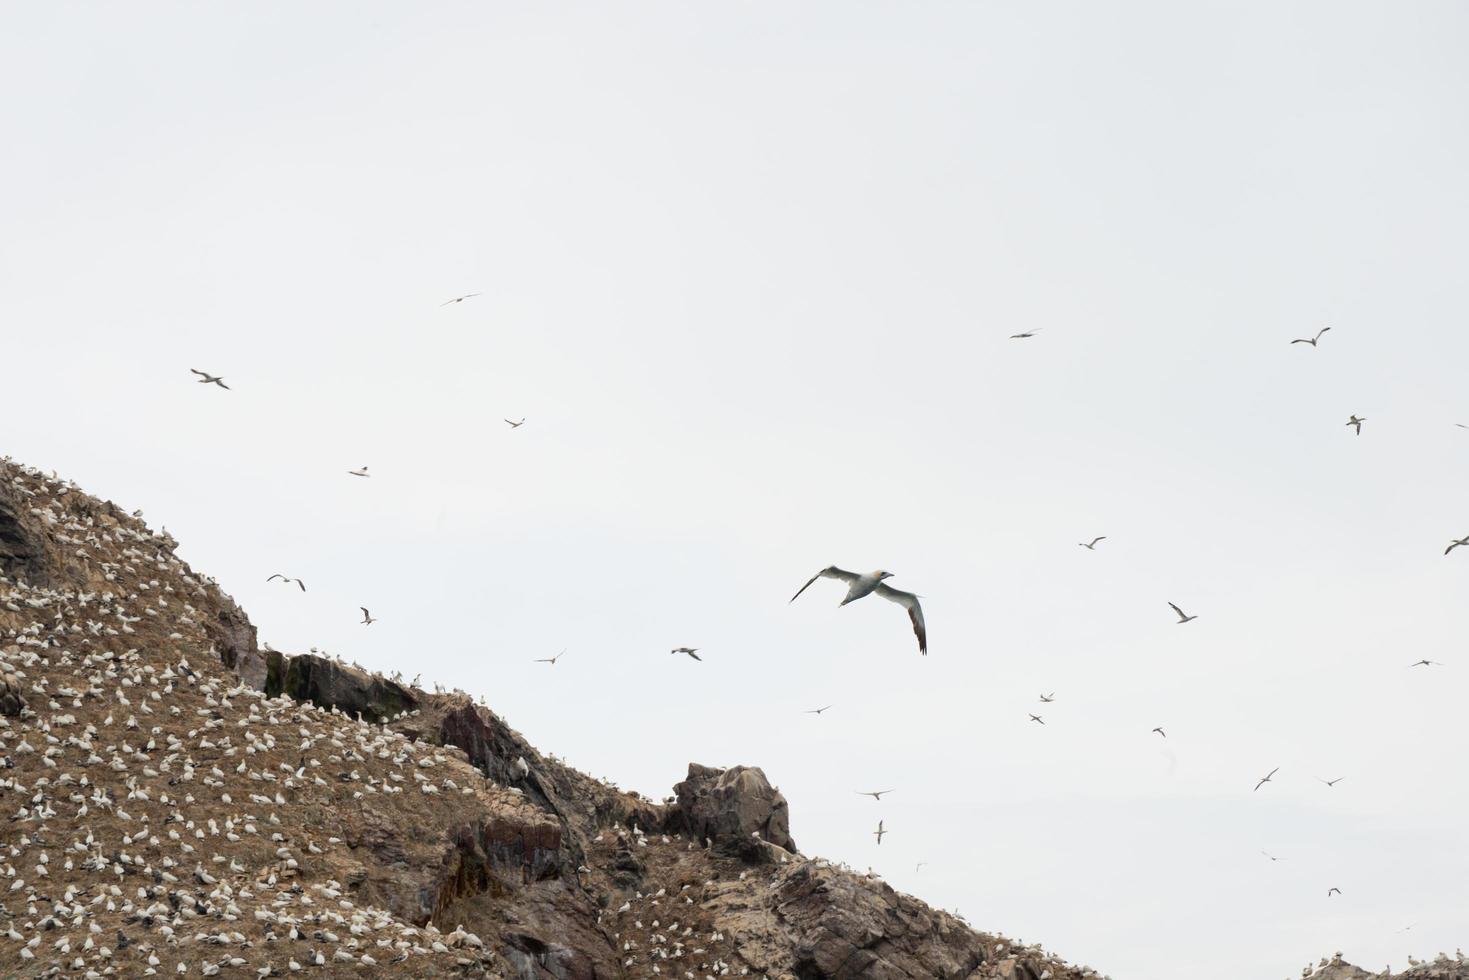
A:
[1078,536,1107,550]
[790,567,927,654]
[360,607,377,625]
[1151,727,1166,738]
[505,418,525,428]
[803,705,833,715]
[534,650,566,665]
[1409,659,1443,667]
[348,466,370,478]
[441,292,481,306]
[1168,602,1197,624]
[873,820,886,845]
[1327,887,1341,896]
[1039,693,1055,703]
[189,369,230,390]
[266,574,306,592]
[1009,329,1041,339]
[1290,327,1331,347]
[671,647,702,661]
[1028,713,1045,725]
[1317,776,1343,787]
[1253,767,1278,792]
[1346,415,1365,435]
[855,790,893,800]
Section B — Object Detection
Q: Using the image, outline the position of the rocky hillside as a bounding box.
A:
[0,456,1460,980]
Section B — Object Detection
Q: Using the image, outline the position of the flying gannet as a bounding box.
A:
[266,574,306,592]
[790,567,927,655]
[1168,602,1197,624]
[1253,767,1278,792]
[1078,536,1107,550]
[1290,327,1331,347]
[1346,415,1365,435]
[671,647,702,661]
[441,292,481,306]
[190,369,230,389]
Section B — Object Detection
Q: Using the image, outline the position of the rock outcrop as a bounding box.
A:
[671,762,796,861]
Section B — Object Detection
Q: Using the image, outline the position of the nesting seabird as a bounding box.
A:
[1168,602,1198,624]
[1253,766,1279,792]
[790,567,927,655]
[190,369,230,390]
[671,647,702,661]
[266,574,306,592]
[1290,327,1331,347]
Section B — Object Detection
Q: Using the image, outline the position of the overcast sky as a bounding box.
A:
[4,3,1468,977]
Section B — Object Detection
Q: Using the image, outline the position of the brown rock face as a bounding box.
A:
[671,762,796,860]
[266,651,417,724]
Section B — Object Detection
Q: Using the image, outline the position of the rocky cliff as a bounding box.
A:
[0,457,1460,979]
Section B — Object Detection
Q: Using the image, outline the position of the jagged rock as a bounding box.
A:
[671,762,796,861]
[0,668,24,716]
[266,651,416,724]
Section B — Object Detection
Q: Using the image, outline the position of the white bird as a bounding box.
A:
[360,607,376,625]
[1261,851,1282,862]
[1409,659,1443,667]
[803,705,833,715]
[505,418,525,428]
[1028,713,1045,725]
[1039,693,1055,703]
[441,292,481,306]
[348,466,370,478]
[1009,329,1041,339]
[266,574,306,592]
[534,649,566,665]
[856,789,893,801]
[671,647,702,661]
[1318,777,1343,787]
[790,567,927,655]
[1078,536,1107,550]
[1168,602,1197,624]
[1254,767,1279,792]
[1346,415,1365,435]
[873,820,886,845]
[189,369,230,390]
[1290,327,1331,347]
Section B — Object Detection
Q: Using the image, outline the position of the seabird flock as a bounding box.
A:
[179,320,1453,923]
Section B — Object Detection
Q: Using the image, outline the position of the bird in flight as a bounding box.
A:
[505,418,525,428]
[1028,714,1045,725]
[1152,727,1166,738]
[266,574,306,592]
[1009,329,1041,339]
[1039,693,1055,703]
[1261,851,1281,862]
[790,567,927,655]
[873,820,887,845]
[1446,537,1469,555]
[1327,887,1342,897]
[1409,659,1443,667]
[1168,602,1198,624]
[671,647,702,661]
[1290,327,1331,347]
[441,292,481,306]
[1078,536,1107,550]
[360,607,377,625]
[1346,415,1366,435]
[1317,776,1343,787]
[534,649,566,665]
[803,705,833,715]
[916,862,927,872]
[348,466,370,478]
[189,369,230,390]
[1253,767,1279,792]
[856,790,893,801]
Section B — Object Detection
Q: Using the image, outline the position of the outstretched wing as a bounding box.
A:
[267,574,284,582]
[1289,338,1309,344]
[873,583,927,655]
[1168,602,1186,619]
[789,566,860,603]
[295,578,306,592]
[1317,327,1331,340]
[190,368,209,378]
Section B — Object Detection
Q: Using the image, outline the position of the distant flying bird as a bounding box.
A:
[360,607,377,625]
[1447,537,1469,555]
[1261,851,1281,862]
[1317,777,1343,787]
[348,466,370,478]
[1409,659,1443,667]
[671,647,702,661]
[1039,693,1055,703]
[916,862,927,872]
[873,820,886,845]
[189,369,230,390]
[1327,887,1341,897]
[1078,536,1107,550]
[1168,602,1198,624]
[534,649,566,665]
[855,790,893,801]
[1346,415,1365,435]
[1290,327,1331,347]
[1253,767,1279,792]
[1028,714,1045,725]
[803,705,833,715]
[504,418,525,428]
[266,574,306,592]
[441,292,481,306]
[1152,727,1166,738]
[1009,329,1041,339]
[790,567,927,655]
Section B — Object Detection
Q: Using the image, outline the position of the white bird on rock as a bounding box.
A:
[790,567,927,654]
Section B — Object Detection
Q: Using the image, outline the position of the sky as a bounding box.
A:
[3,3,1468,977]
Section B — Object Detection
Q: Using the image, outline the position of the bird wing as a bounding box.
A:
[360,607,370,617]
[1168,602,1186,619]
[1447,543,1459,555]
[1318,327,1331,339]
[789,566,861,603]
[1090,536,1106,546]
[267,574,284,582]
[873,583,926,654]
[216,380,231,389]
[295,579,306,591]
[1290,338,1309,344]
[190,369,209,378]
[687,650,702,661]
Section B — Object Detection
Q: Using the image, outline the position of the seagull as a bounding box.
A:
[1028,714,1045,725]
[189,369,230,389]
[671,647,702,661]
[803,705,833,715]
[1078,536,1107,550]
[855,790,893,801]
[790,567,927,655]
[348,466,370,478]
[873,820,886,845]
[1009,329,1041,339]
[1409,659,1443,667]
[1260,851,1281,862]
[266,574,306,592]
[360,607,377,625]
[1168,602,1198,624]
[1317,777,1343,787]
[1327,887,1341,897]
[1346,415,1365,435]
[505,418,525,428]
[1152,727,1166,738]
[534,650,566,665]
[1290,327,1331,347]
[441,292,481,306]
[1253,767,1279,792]
[1039,693,1055,703]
